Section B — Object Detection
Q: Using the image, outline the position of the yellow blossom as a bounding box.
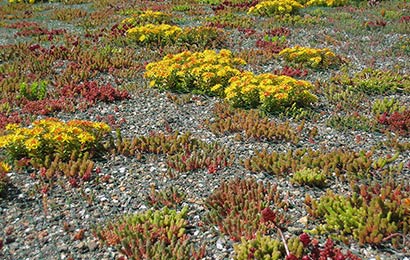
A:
[25,138,40,151]
[0,162,11,173]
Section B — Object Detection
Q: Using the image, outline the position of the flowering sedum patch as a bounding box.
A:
[120,10,173,27]
[305,0,349,7]
[0,161,11,195]
[9,0,36,3]
[126,24,224,47]
[126,23,183,44]
[225,71,317,112]
[279,45,343,69]
[145,49,246,95]
[0,118,110,165]
[248,0,304,16]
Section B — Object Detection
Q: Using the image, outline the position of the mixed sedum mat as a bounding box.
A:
[0,0,409,259]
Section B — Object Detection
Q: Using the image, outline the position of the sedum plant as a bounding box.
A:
[234,232,360,259]
[290,168,327,187]
[279,46,343,69]
[247,0,304,16]
[234,233,285,260]
[94,206,206,260]
[9,0,36,3]
[145,49,245,95]
[305,0,349,7]
[224,71,317,113]
[307,179,410,248]
[120,10,173,27]
[330,68,410,94]
[206,102,301,143]
[18,80,48,101]
[146,185,186,209]
[114,131,233,175]
[0,118,110,165]
[126,24,224,47]
[205,177,288,241]
[372,97,407,116]
[126,23,183,44]
[0,161,11,195]
[243,148,401,181]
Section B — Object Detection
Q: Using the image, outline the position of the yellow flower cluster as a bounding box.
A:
[9,0,35,3]
[279,45,342,69]
[248,0,304,16]
[120,10,172,27]
[305,0,349,7]
[0,162,11,173]
[126,23,183,44]
[0,118,110,163]
[225,71,317,112]
[145,49,246,95]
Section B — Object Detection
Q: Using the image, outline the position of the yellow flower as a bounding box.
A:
[78,132,95,144]
[5,123,19,131]
[0,136,11,148]
[55,133,73,143]
[24,138,40,151]
[274,92,289,100]
[0,162,11,173]
[211,84,223,92]
[139,35,147,42]
[92,122,111,132]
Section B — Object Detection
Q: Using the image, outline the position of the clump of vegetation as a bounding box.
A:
[0,118,110,165]
[279,46,344,69]
[205,177,289,241]
[206,102,302,143]
[126,24,225,47]
[18,80,48,101]
[378,110,410,136]
[94,207,206,260]
[126,23,183,44]
[307,179,410,248]
[326,113,376,132]
[114,131,233,175]
[234,233,285,259]
[234,232,361,259]
[305,0,349,7]
[120,10,173,27]
[146,185,186,209]
[243,148,401,181]
[0,161,11,195]
[290,168,327,187]
[372,97,407,116]
[224,71,317,112]
[145,49,245,95]
[248,0,304,16]
[330,68,410,94]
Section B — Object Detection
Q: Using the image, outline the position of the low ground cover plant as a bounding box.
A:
[234,233,360,259]
[279,46,344,69]
[224,71,317,112]
[0,118,110,166]
[0,161,11,195]
[95,206,206,260]
[145,49,245,95]
[205,177,289,241]
[146,50,317,112]
[307,178,410,248]
[248,0,304,16]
